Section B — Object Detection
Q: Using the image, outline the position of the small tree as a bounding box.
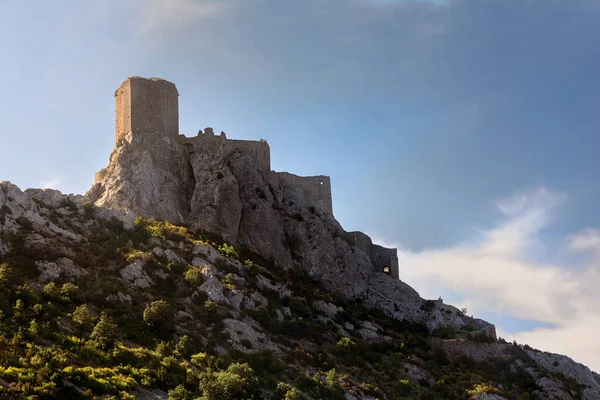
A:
[143,300,173,334]
[168,384,194,400]
[72,304,93,335]
[91,312,119,349]
[174,335,194,358]
[42,282,60,298]
[61,282,80,301]
[199,363,257,400]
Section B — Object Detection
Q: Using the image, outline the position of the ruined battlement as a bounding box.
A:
[276,172,333,215]
[178,128,271,172]
[345,231,399,279]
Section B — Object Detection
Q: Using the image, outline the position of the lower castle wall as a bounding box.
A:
[371,244,399,280]
[276,172,333,215]
[178,130,271,171]
[345,231,399,279]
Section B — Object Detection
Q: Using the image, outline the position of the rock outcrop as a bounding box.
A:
[85,77,495,337]
[87,122,485,336]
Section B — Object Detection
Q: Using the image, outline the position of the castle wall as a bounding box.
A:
[115,77,179,141]
[179,129,271,171]
[345,231,399,279]
[371,244,399,280]
[276,172,333,215]
[115,79,132,142]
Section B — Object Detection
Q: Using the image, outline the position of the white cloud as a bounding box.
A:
[40,176,65,190]
[379,186,600,372]
[129,0,228,34]
[568,229,600,253]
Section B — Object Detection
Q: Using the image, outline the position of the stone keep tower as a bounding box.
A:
[115,77,179,142]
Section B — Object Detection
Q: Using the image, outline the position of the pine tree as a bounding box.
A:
[90,312,119,349]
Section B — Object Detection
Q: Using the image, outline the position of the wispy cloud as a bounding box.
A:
[40,176,65,190]
[129,0,228,35]
[377,186,600,371]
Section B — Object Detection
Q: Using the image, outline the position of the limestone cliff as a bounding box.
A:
[88,127,430,323]
[87,77,482,334]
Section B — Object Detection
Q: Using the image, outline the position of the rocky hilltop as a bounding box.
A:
[0,77,598,399]
[87,77,484,335]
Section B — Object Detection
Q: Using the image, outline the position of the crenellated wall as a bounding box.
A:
[177,128,271,171]
[276,172,333,215]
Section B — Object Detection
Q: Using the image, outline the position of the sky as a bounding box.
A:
[1,0,600,371]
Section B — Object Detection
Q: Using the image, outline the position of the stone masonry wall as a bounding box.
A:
[276,172,333,215]
[115,77,179,142]
[345,231,399,279]
[178,129,271,171]
[372,244,399,280]
[115,79,132,142]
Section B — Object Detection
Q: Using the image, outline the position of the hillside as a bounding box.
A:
[1,76,600,399]
[1,182,599,399]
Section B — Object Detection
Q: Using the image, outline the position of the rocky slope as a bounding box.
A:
[86,128,492,337]
[1,182,599,399]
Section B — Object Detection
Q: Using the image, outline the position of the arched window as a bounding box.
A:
[383,266,390,275]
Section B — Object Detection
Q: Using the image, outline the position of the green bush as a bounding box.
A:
[199,362,257,400]
[91,312,119,350]
[168,384,194,400]
[184,267,205,286]
[143,300,173,329]
[72,304,93,335]
[60,282,80,300]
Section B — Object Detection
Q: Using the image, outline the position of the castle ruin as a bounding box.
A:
[107,76,398,278]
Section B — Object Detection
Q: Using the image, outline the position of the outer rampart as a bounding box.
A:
[345,231,399,279]
[372,244,399,280]
[115,77,179,142]
[276,172,333,215]
[178,128,271,171]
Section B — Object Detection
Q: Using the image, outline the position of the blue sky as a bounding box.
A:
[2,0,600,371]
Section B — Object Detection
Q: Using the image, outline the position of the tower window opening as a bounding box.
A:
[383,266,390,275]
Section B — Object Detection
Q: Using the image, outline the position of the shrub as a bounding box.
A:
[199,363,257,400]
[184,267,204,286]
[143,300,173,329]
[168,384,194,400]
[174,335,194,358]
[218,243,239,260]
[277,382,305,400]
[72,304,93,335]
[42,282,60,298]
[337,337,355,348]
[60,283,80,300]
[91,312,119,350]
[222,273,238,289]
[59,198,78,213]
[420,300,435,312]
